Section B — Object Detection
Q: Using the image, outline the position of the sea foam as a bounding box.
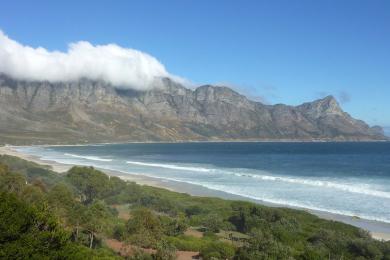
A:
[64,153,113,162]
[126,160,212,172]
[127,160,390,199]
[231,172,390,199]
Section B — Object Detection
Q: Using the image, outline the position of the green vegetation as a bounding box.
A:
[0,154,390,259]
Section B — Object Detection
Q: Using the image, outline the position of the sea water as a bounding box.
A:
[16,142,390,223]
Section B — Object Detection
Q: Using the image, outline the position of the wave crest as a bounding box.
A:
[64,153,113,162]
[126,161,212,172]
[126,160,390,199]
[232,172,390,199]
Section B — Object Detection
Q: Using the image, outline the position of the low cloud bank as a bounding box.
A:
[0,31,185,90]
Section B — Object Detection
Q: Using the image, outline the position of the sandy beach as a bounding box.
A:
[1,145,390,241]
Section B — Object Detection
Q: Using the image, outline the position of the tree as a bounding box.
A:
[203,213,224,233]
[108,176,127,195]
[160,213,188,236]
[0,192,69,258]
[47,183,80,229]
[48,184,75,210]
[0,171,26,195]
[82,200,113,248]
[66,166,110,204]
[68,203,87,243]
[20,185,45,206]
[126,208,163,248]
[0,163,9,175]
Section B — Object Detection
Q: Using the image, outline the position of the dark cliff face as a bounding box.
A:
[0,74,386,144]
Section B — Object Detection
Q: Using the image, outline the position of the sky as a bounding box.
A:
[0,0,389,127]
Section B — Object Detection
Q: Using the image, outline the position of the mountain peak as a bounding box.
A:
[194,84,251,106]
[317,95,342,112]
[297,95,343,119]
[320,95,337,103]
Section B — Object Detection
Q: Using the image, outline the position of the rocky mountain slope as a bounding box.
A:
[0,74,386,144]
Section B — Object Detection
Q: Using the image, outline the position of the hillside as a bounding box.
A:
[1,154,390,259]
[0,74,386,144]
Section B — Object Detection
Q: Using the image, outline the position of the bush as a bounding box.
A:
[126,208,162,248]
[160,214,188,236]
[201,241,235,260]
[154,240,176,260]
[1,156,390,260]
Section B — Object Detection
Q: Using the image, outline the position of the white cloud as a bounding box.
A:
[0,30,186,90]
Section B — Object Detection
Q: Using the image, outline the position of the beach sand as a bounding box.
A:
[1,145,390,241]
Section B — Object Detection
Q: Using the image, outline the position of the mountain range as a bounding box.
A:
[0,74,386,145]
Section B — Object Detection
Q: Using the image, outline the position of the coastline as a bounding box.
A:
[2,137,388,148]
[1,145,390,241]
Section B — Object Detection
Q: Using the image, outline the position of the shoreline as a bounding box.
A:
[2,137,389,148]
[1,145,390,241]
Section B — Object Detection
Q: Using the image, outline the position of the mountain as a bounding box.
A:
[0,74,386,144]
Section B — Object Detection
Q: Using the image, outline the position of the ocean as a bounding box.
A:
[16,142,390,223]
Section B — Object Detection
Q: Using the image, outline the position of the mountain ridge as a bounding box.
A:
[0,74,386,145]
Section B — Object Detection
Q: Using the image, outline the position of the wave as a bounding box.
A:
[21,148,390,200]
[12,147,390,223]
[125,160,390,199]
[101,168,390,224]
[197,183,390,224]
[126,161,212,172]
[231,172,390,199]
[64,153,113,162]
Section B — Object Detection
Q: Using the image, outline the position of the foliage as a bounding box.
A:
[0,161,119,258]
[126,208,163,248]
[153,240,176,260]
[0,192,115,259]
[127,248,154,260]
[201,241,236,260]
[67,166,110,204]
[159,213,188,236]
[0,154,61,187]
[1,156,390,260]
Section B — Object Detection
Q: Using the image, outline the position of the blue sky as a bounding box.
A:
[1,0,389,127]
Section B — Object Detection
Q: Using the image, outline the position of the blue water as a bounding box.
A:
[16,142,390,223]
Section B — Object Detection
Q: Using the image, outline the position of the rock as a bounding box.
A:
[0,74,386,144]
